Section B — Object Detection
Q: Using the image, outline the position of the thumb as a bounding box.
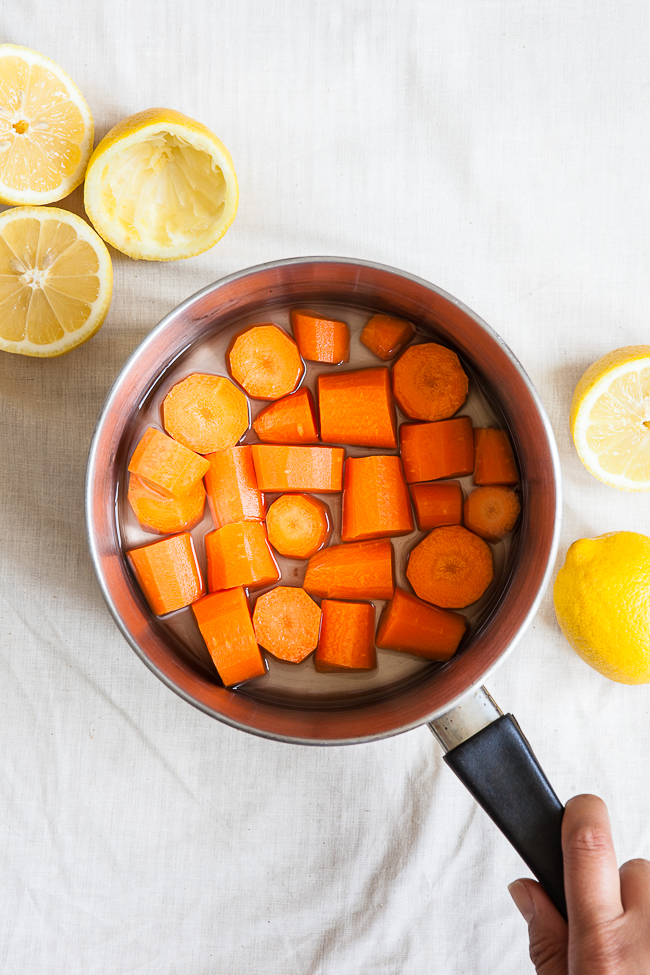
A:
[509,879,568,975]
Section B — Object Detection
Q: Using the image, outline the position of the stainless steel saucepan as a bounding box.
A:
[86,258,566,915]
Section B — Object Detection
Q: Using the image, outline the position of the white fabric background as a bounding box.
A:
[2,2,650,972]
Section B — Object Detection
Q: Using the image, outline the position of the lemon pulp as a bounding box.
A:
[570,347,650,490]
[0,45,93,204]
[0,206,112,356]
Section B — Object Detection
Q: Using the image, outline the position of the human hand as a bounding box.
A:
[508,794,650,974]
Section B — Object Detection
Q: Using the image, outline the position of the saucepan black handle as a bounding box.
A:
[443,714,567,918]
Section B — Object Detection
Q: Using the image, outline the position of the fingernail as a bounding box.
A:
[508,881,535,923]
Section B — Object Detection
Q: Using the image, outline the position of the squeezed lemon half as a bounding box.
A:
[84,108,238,261]
[0,206,113,357]
[570,346,650,490]
[0,45,94,205]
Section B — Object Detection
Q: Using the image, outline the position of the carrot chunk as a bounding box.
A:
[473,428,519,485]
[127,474,206,535]
[229,324,303,400]
[252,587,321,663]
[463,486,521,543]
[376,587,466,660]
[318,367,397,448]
[400,417,474,483]
[266,494,330,559]
[290,309,350,364]
[250,444,344,493]
[303,539,394,600]
[204,445,265,529]
[341,455,414,542]
[410,481,463,531]
[163,373,249,454]
[406,525,494,608]
[127,533,205,616]
[192,587,266,686]
[253,388,319,444]
[393,343,468,421]
[360,314,414,361]
[128,427,210,498]
[205,521,280,591]
[315,600,377,672]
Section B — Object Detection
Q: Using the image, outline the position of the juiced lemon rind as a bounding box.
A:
[84,108,238,261]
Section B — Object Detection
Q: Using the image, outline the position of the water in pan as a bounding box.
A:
[118,301,519,708]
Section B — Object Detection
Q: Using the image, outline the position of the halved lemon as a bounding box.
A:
[570,346,650,490]
[0,45,94,205]
[0,206,113,357]
[84,108,238,261]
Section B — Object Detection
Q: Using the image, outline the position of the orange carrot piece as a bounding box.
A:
[473,428,519,485]
[252,587,321,663]
[128,427,210,498]
[229,324,303,400]
[204,445,265,529]
[266,494,330,559]
[463,486,521,543]
[127,533,205,616]
[250,444,344,493]
[303,539,394,600]
[393,343,468,421]
[400,417,474,484]
[376,587,466,660]
[205,521,279,591]
[315,600,377,672]
[410,481,463,531]
[406,525,494,608]
[341,455,413,542]
[290,308,350,364]
[253,388,319,444]
[318,367,397,448]
[192,587,266,686]
[163,373,249,454]
[127,474,206,535]
[360,314,415,361]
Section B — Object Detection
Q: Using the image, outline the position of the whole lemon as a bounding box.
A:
[553,532,650,683]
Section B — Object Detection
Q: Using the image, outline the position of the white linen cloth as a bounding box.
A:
[2,1,650,971]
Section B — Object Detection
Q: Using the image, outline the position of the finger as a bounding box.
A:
[620,858,650,913]
[562,794,623,928]
[508,879,568,975]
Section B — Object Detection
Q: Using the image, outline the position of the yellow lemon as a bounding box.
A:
[0,206,113,357]
[84,108,238,261]
[553,531,650,683]
[570,345,650,490]
[0,45,94,205]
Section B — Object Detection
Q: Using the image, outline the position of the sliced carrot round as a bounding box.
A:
[266,494,330,559]
[127,474,206,534]
[463,486,521,543]
[406,524,493,608]
[393,343,468,421]
[229,324,303,400]
[163,373,249,453]
[252,586,322,663]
